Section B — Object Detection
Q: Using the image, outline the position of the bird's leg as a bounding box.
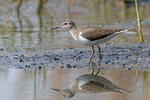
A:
[95,45,101,75]
[97,45,101,66]
[89,46,95,75]
[90,66,95,75]
[89,46,95,62]
[88,61,95,75]
[95,68,100,75]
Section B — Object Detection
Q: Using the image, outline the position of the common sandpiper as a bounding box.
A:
[52,20,135,70]
[51,74,128,98]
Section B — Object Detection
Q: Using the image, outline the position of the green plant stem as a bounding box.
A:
[135,70,139,86]
[135,0,144,42]
[134,0,144,87]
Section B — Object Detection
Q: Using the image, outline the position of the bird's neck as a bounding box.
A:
[69,80,78,94]
[69,27,79,41]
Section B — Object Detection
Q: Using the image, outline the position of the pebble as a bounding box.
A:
[0,43,150,70]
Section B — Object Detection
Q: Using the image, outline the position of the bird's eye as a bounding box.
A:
[64,23,67,25]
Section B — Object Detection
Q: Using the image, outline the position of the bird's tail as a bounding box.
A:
[119,29,137,35]
[114,87,131,94]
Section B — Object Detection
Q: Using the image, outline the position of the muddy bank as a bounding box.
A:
[0,43,150,70]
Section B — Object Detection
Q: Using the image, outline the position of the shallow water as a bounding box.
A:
[0,0,150,68]
[0,0,150,100]
[0,68,150,100]
[0,0,150,50]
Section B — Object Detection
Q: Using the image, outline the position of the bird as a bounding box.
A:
[51,20,135,72]
[51,74,129,98]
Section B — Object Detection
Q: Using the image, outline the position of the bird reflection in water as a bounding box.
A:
[52,73,129,98]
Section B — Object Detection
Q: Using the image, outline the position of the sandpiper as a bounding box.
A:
[52,74,128,98]
[52,20,135,67]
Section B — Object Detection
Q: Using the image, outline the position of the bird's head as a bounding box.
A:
[51,88,75,98]
[51,20,76,31]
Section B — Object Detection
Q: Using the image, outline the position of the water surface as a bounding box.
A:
[0,0,150,50]
[0,68,150,100]
[0,0,150,100]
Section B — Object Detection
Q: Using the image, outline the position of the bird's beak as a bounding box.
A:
[51,88,61,93]
[51,26,60,30]
[51,88,64,96]
[51,88,60,91]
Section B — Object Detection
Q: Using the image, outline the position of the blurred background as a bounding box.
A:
[0,0,150,50]
[0,0,150,100]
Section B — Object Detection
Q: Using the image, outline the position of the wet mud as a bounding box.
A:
[0,43,149,70]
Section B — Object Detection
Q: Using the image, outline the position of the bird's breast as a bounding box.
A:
[69,31,78,41]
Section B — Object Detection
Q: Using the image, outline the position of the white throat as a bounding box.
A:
[69,30,78,41]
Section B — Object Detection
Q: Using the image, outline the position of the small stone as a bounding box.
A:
[0,48,3,51]
[80,51,83,54]
[73,65,78,68]
[125,56,128,58]
[122,64,126,68]
[25,65,30,68]
[39,66,41,69]
[116,56,119,59]
[54,57,59,60]
[105,62,108,64]
[32,63,36,66]
[20,59,23,62]
[25,65,28,68]
[60,66,64,68]
[66,64,72,68]
[128,67,131,70]
[18,66,23,69]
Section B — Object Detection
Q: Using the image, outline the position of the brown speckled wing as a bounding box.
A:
[80,27,124,41]
[80,80,111,93]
